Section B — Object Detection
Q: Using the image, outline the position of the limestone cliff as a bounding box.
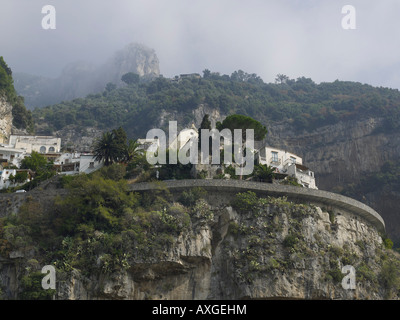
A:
[0,95,12,144]
[102,43,160,85]
[265,117,400,243]
[0,183,398,300]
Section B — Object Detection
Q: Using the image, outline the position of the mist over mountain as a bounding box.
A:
[13,43,160,109]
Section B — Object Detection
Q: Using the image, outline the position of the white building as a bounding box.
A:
[0,169,16,189]
[55,152,81,165]
[256,146,317,189]
[79,154,104,174]
[53,152,81,174]
[0,145,26,167]
[0,168,32,190]
[9,135,61,154]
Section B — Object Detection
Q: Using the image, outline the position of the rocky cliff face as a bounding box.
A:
[264,117,400,243]
[266,117,391,189]
[0,187,397,300]
[0,95,13,144]
[103,43,160,85]
[56,202,392,300]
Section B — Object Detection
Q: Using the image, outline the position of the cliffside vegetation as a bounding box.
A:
[0,165,212,298]
[0,56,34,133]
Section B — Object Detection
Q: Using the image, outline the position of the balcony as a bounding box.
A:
[283,159,297,167]
[269,157,281,166]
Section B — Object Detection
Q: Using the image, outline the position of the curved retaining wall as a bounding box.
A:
[129,179,385,234]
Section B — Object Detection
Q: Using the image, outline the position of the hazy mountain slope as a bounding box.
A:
[14,43,160,109]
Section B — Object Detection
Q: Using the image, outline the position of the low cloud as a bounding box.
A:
[1,0,400,88]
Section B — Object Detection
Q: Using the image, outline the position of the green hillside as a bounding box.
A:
[32,70,400,139]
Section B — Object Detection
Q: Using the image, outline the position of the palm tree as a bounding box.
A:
[253,164,275,183]
[124,139,143,163]
[93,131,123,166]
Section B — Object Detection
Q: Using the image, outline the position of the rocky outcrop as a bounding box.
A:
[102,43,160,85]
[0,95,13,143]
[47,200,395,300]
[0,185,397,300]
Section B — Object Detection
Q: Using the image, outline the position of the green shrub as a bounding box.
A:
[327,267,344,284]
[382,236,394,249]
[178,187,207,207]
[232,191,258,213]
[283,234,298,249]
[379,259,400,295]
[228,221,240,236]
[20,272,56,300]
[357,263,377,283]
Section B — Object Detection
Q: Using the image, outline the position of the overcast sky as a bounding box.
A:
[1,0,400,89]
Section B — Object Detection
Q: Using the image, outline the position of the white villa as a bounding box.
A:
[0,169,17,190]
[78,154,104,174]
[0,168,32,189]
[8,135,61,154]
[0,145,26,167]
[256,146,317,189]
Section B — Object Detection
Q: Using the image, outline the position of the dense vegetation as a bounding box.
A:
[31,69,400,139]
[2,170,399,299]
[0,166,212,298]
[0,57,34,133]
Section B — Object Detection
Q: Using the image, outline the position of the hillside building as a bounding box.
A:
[0,168,32,189]
[256,146,317,189]
[78,154,104,174]
[0,145,26,168]
[9,135,61,154]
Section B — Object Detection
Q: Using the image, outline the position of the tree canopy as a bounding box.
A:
[216,114,268,141]
[32,69,400,141]
[121,72,140,85]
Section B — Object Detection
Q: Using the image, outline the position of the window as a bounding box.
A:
[49,147,55,152]
[290,156,296,164]
[40,146,46,153]
[89,162,95,169]
[271,151,278,161]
